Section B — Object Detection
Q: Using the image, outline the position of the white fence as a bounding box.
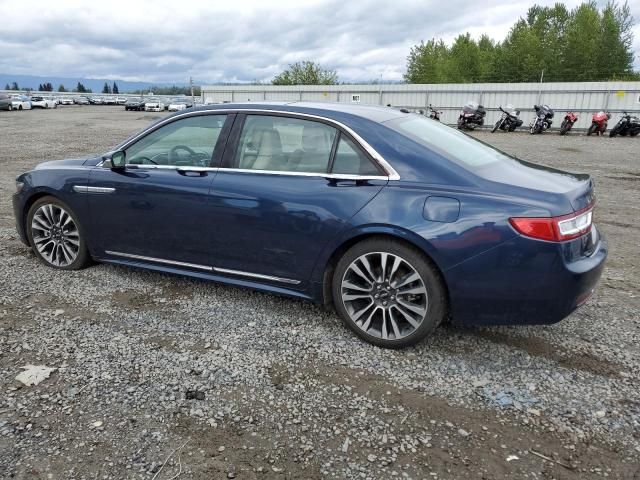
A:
[201,82,640,130]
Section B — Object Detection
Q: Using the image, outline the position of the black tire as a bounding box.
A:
[609,127,617,138]
[18,105,22,110]
[491,120,501,133]
[631,130,639,137]
[559,119,570,135]
[331,237,447,349]
[587,123,597,136]
[26,196,92,270]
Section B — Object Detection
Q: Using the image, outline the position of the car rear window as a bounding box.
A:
[385,115,512,169]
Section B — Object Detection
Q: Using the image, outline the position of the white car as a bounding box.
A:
[59,97,74,105]
[10,95,32,110]
[144,100,165,112]
[167,100,193,112]
[30,96,57,109]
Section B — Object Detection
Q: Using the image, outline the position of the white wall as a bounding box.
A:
[202,82,640,130]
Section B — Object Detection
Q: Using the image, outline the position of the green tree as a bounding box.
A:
[11,82,19,90]
[4,83,9,90]
[58,84,67,92]
[446,33,481,82]
[112,82,119,94]
[597,1,635,78]
[272,61,338,85]
[404,0,637,83]
[102,82,111,94]
[404,39,450,83]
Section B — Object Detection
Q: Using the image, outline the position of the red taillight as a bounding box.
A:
[509,204,594,242]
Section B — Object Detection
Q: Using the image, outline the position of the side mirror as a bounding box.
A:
[110,151,126,169]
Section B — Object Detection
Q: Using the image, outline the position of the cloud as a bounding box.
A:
[0,0,636,84]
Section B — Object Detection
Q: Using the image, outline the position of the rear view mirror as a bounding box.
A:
[111,151,126,169]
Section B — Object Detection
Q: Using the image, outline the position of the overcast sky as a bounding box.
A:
[1,0,638,84]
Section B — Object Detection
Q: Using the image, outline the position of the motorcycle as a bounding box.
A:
[457,102,486,130]
[586,111,611,136]
[559,111,578,135]
[529,104,554,134]
[427,104,442,121]
[609,112,640,137]
[491,104,523,133]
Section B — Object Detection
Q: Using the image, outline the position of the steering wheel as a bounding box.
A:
[169,145,197,164]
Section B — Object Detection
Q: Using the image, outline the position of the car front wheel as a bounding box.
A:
[26,196,91,270]
[332,238,446,348]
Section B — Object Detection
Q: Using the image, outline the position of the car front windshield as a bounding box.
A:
[385,115,513,169]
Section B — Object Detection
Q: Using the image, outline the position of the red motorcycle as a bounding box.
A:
[587,111,611,136]
[559,111,578,135]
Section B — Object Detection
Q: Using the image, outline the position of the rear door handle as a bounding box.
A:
[177,167,210,177]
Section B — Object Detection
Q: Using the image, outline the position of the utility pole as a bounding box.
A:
[190,76,194,104]
[538,69,544,104]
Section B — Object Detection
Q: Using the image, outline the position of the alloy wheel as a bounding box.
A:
[31,204,80,267]
[341,252,428,340]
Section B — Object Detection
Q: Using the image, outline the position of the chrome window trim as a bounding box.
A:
[122,164,217,172]
[105,250,301,285]
[220,168,388,181]
[73,185,115,194]
[107,108,400,180]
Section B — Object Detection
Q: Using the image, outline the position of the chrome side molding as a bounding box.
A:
[105,250,301,285]
[105,251,212,271]
[73,185,115,194]
[212,267,301,285]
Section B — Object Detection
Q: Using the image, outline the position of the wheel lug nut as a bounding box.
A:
[383,301,388,306]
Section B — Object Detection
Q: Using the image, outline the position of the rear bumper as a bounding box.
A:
[445,226,608,326]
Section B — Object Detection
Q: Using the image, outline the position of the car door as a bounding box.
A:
[87,113,233,267]
[208,113,388,286]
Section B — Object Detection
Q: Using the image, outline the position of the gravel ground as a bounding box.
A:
[0,106,639,479]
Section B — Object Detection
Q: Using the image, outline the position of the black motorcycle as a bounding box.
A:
[427,104,442,121]
[457,102,486,130]
[609,112,640,137]
[491,104,523,133]
[529,104,554,134]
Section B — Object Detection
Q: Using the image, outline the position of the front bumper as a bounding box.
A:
[12,193,30,246]
[445,226,608,326]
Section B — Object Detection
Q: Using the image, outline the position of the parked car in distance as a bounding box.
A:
[124,99,146,111]
[89,97,104,105]
[11,103,607,349]
[0,93,13,110]
[30,96,57,109]
[115,97,128,105]
[144,99,165,112]
[74,96,90,105]
[167,99,193,111]
[58,97,74,105]
[10,95,31,110]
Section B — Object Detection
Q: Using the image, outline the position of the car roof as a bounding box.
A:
[192,101,407,124]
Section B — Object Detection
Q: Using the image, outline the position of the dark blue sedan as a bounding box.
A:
[12,103,607,348]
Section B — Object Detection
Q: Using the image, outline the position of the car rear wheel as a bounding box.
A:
[26,196,91,270]
[332,238,446,348]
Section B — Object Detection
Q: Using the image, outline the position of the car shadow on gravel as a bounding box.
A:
[464,327,622,378]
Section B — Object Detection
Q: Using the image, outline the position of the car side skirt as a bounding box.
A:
[95,257,315,302]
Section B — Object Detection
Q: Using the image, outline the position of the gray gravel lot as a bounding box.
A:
[0,106,639,479]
